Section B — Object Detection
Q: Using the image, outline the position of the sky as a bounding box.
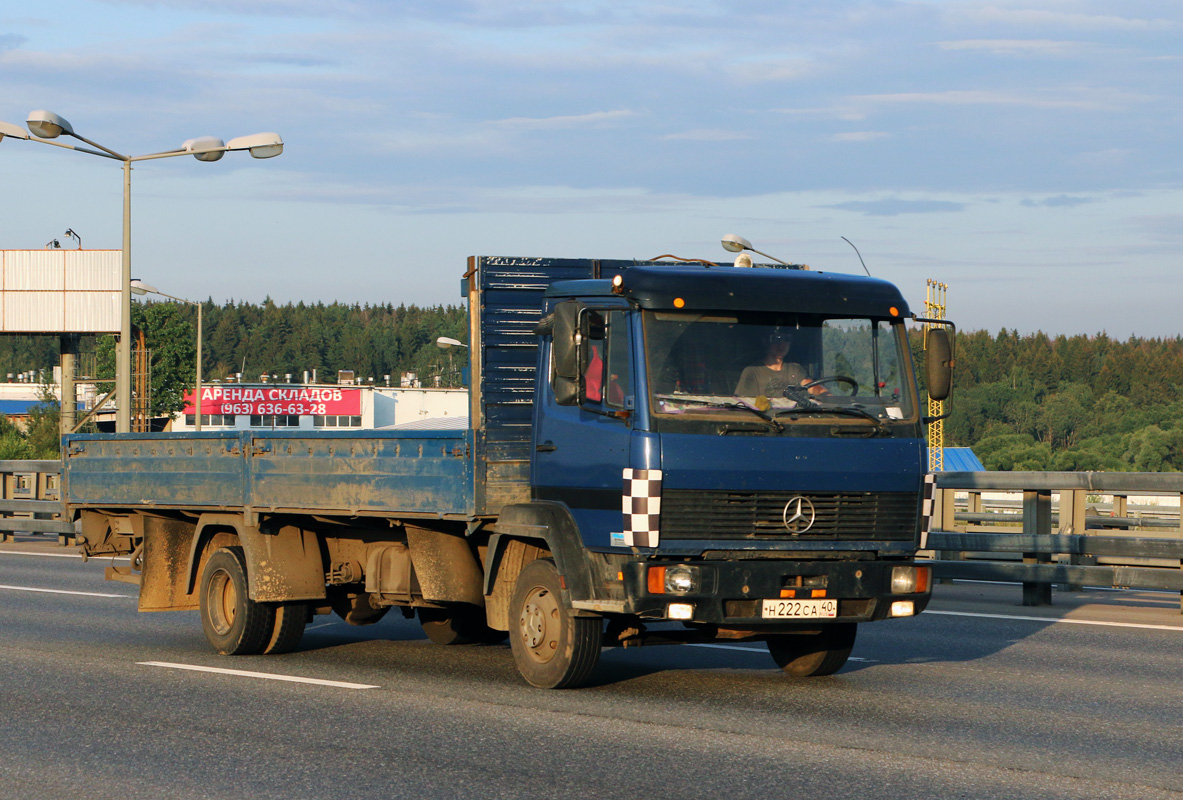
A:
[1,0,1181,338]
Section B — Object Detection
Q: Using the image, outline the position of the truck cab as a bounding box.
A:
[495,262,944,687]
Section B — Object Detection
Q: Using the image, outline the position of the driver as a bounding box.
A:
[734,328,821,398]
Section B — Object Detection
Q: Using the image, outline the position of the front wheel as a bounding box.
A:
[509,559,601,689]
[767,623,857,677]
[199,546,275,656]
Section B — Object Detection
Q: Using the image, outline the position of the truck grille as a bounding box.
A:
[661,489,919,541]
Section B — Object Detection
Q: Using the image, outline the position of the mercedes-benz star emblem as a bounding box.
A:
[782,496,816,534]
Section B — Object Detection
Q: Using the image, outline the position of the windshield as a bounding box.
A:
[643,310,917,433]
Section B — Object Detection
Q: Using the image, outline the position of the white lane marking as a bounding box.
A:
[305,621,341,631]
[0,550,129,561]
[138,661,379,690]
[925,609,1183,632]
[687,643,875,662]
[0,583,134,599]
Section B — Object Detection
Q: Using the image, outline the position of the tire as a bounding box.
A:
[767,623,857,677]
[263,603,309,655]
[419,605,506,645]
[509,559,601,689]
[198,546,275,656]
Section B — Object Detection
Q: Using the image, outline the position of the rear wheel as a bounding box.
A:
[199,546,275,656]
[264,603,309,655]
[419,605,506,645]
[509,559,600,689]
[767,623,857,677]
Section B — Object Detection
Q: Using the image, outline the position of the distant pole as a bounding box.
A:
[195,301,203,430]
[60,334,79,435]
[118,160,132,432]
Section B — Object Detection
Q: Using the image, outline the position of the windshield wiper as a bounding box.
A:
[656,395,784,432]
[774,404,886,431]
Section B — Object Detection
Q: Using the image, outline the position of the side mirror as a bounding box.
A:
[925,328,953,401]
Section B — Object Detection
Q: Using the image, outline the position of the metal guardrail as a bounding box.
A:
[926,471,1183,612]
[0,460,76,545]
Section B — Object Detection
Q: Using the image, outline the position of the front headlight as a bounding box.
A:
[890,565,930,594]
[647,564,701,595]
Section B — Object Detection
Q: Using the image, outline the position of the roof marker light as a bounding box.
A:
[673,297,685,308]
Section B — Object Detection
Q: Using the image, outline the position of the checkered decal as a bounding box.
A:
[621,468,662,547]
[920,473,937,550]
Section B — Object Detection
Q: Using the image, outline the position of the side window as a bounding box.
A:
[604,310,631,409]
[582,309,630,410]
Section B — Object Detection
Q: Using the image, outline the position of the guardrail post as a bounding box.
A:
[1178,492,1183,614]
[936,488,961,584]
[1061,489,1088,591]
[1023,489,1053,605]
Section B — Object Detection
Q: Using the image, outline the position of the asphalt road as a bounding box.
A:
[1,537,1180,800]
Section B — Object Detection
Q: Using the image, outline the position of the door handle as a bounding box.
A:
[536,441,557,452]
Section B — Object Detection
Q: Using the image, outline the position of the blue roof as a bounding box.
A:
[928,447,984,472]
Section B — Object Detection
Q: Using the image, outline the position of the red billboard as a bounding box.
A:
[183,386,362,417]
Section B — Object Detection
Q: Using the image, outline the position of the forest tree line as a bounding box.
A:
[939,329,1183,472]
[2,301,1182,471]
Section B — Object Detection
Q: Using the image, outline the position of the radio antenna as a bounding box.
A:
[841,236,871,276]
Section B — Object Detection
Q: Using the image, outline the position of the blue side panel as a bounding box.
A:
[64,429,474,517]
[64,431,249,508]
[477,257,600,462]
[246,430,473,516]
[475,256,664,462]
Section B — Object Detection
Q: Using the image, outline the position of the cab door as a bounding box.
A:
[532,306,636,548]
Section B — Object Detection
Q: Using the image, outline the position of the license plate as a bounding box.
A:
[761,599,838,619]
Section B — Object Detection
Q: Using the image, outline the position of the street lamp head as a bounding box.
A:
[226,132,284,159]
[129,279,158,296]
[27,110,74,139]
[0,120,31,141]
[182,136,226,162]
[436,337,467,349]
[721,234,753,254]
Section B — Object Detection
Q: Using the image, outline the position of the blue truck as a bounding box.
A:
[66,250,954,688]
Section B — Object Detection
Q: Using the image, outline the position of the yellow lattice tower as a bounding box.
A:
[925,280,948,472]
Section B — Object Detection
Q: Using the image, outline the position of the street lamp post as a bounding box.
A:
[130,281,203,431]
[0,111,282,432]
[436,336,469,387]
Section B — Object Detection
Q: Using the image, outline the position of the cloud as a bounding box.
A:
[938,39,1093,57]
[0,33,27,51]
[1072,149,1133,168]
[823,198,966,216]
[962,7,1177,32]
[1131,214,1183,243]
[1021,195,1094,208]
[662,129,753,142]
[487,109,639,131]
[725,57,812,84]
[771,105,866,122]
[852,89,1143,112]
[829,131,888,143]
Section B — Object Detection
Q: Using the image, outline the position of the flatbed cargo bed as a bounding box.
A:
[64,428,477,519]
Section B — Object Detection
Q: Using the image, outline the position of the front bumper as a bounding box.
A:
[621,558,930,626]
